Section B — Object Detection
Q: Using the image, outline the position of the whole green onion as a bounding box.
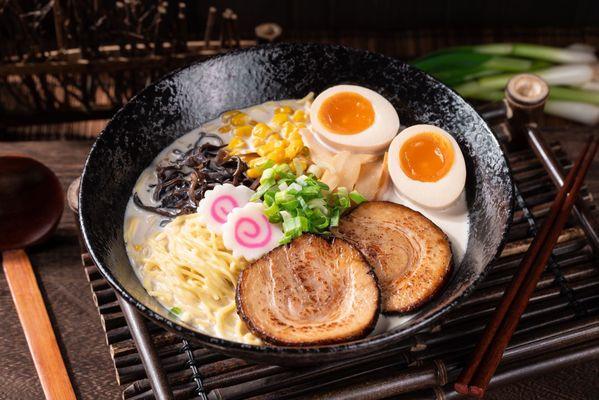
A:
[454,64,597,95]
[455,84,599,106]
[549,86,599,105]
[471,43,597,63]
[544,101,599,126]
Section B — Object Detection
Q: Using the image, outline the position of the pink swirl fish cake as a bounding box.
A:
[222,202,283,261]
[197,183,255,234]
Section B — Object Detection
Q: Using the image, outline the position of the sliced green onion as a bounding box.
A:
[287,182,303,193]
[264,202,281,222]
[349,191,367,205]
[329,208,341,227]
[252,165,367,243]
[250,182,274,201]
[279,199,299,211]
[170,307,182,315]
[300,185,322,199]
[274,190,294,204]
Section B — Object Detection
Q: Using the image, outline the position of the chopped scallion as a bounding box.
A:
[252,164,366,243]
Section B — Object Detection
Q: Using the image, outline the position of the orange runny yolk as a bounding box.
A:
[400,132,454,182]
[318,92,375,134]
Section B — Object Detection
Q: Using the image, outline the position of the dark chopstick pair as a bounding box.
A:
[455,136,599,398]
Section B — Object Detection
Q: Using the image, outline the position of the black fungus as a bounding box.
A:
[134,132,254,218]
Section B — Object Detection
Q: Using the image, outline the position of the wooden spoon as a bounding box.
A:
[0,155,76,400]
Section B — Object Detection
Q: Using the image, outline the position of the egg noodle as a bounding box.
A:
[128,213,260,344]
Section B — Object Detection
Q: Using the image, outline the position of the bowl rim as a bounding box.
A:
[79,42,514,357]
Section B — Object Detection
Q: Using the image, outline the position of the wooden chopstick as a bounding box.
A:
[455,136,599,397]
[455,136,593,392]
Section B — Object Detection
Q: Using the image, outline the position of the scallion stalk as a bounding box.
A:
[579,82,599,92]
[413,52,533,73]
[567,43,597,54]
[473,43,597,63]
[454,64,596,95]
[536,64,596,86]
[544,100,599,126]
[549,86,599,105]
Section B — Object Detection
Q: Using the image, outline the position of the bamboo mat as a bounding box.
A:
[74,140,599,400]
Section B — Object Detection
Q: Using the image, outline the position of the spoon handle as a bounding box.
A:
[3,249,76,400]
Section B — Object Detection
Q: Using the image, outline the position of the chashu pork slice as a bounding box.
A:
[236,234,380,346]
[333,201,452,313]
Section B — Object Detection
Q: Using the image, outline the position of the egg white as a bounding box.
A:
[309,85,400,154]
[387,124,466,209]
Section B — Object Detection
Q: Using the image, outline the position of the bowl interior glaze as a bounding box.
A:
[80,43,513,365]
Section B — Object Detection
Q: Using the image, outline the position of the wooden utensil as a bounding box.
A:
[0,155,76,400]
[455,137,599,397]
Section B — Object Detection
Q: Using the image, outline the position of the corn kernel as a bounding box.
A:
[231,112,249,126]
[275,105,293,114]
[291,109,306,122]
[266,133,283,143]
[251,123,272,139]
[227,136,245,150]
[218,124,231,133]
[285,141,304,159]
[252,137,265,147]
[234,125,252,137]
[291,158,308,175]
[246,168,262,179]
[267,149,286,164]
[249,157,264,168]
[294,122,306,128]
[250,157,275,171]
[288,130,302,142]
[280,122,298,139]
[271,113,289,126]
[221,110,240,123]
[257,142,276,156]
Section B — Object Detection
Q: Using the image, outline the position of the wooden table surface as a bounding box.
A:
[1,126,598,399]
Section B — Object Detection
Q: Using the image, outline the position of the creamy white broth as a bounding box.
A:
[124,97,470,342]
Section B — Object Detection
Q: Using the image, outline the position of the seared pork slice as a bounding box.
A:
[236,234,380,346]
[333,201,452,313]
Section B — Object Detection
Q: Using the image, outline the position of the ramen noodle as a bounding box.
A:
[129,213,260,344]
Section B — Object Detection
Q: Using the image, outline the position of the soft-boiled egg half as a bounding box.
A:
[309,85,400,154]
[388,124,466,209]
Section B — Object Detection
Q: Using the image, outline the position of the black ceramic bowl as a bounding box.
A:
[80,43,513,365]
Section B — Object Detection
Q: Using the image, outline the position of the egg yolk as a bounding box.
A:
[318,92,375,134]
[400,133,454,182]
